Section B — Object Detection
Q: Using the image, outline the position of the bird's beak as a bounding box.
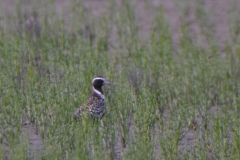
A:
[104,81,111,85]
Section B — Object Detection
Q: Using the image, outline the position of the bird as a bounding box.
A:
[74,76,111,121]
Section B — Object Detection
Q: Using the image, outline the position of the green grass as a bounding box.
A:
[0,0,240,159]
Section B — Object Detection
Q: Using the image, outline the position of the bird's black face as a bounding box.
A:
[92,78,105,88]
[92,76,111,93]
[92,76,111,95]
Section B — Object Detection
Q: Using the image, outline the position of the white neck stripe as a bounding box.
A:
[92,77,105,84]
[93,86,105,99]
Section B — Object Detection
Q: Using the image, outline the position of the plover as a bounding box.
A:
[74,76,110,120]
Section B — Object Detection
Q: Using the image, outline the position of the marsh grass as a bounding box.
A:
[0,0,240,159]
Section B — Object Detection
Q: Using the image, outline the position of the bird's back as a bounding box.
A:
[87,92,105,118]
[74,92,105,120]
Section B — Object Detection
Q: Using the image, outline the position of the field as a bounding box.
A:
[0,0,240,159]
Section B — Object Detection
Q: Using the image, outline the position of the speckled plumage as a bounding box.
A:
[74,76,110,120]
[87,92,105,117]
